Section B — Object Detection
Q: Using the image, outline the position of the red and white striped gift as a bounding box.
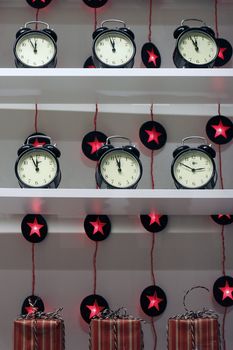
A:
[14,318,64,350]
[90,318,143,350]
[168,317,220,350]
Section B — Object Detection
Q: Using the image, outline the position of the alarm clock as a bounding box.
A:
[171,136,217,189]
[92,19,136,68]
[96,136,142,189]
[15,133,61,188]
[173,19,218,68]
[13,21,57,68]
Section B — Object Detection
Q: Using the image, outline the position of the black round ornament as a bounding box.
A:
[140,285,167,317]
[21,214,48,243]
[83,56,96,68]
[21,295,45,315]
[140,214,168,233]
[80,294,109,323]
[82,0,108,8]
[206,115,233,145]
[26,0,52,9]
[214,38,232,67]
[139,120,167,150]
[82,131,107,161]
[84,215,111,241]
[211,214,233,226]
[213,275,233,307]
[141,42,161,68]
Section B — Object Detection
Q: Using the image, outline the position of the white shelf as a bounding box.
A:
[0,188,232,217]
[0,68,233,104]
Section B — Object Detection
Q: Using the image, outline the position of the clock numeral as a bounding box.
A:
[118,182,122,186]
[192,182,196,186]
[20,167,24,171]
[44,179,47,183]
[102,167,106,172]
[112,61,116,64]
[196,60,200,63]
[105,161,109,165]
[111,179,114,184]
[127,180,130,185]
[35,181,38,185]
[22,174,26,178]
[105,175,109,179]
[49,174,52,179]
[178,176,183,180]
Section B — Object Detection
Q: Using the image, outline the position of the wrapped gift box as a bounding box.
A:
[14,310,65,350]
[90,318,143,350]
[168,314,220,350]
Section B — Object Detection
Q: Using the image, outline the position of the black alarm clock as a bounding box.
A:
[92,19,136,68]
[171,136,217,189]
[96,136,142,189]
[173,19,218,68]
[15,133,61,188]
[14,21,57,68]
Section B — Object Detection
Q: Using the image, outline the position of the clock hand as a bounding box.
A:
[115,156,122,173]
[34,40,38,54]
[180,162,195,171]
[109,37,116,53]
[30,156,39,172]
[190,36,199,52]
[194,167,206,171]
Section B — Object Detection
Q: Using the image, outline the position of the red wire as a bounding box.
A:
[35,9,39,29]
[93,242,98,295]
[148,0,153,42]
[150,234,156,286]
[32,243,36,295]
[222,307,227,350]
[34,103,38,133]
[94,104,98,132]
[151,318,157,350]
[94,8,97,31]
[214,0,219,39]
[218,145,224,190]
[220,225,226,276]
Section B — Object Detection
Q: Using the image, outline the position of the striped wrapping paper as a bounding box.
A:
[167,318,220,350]
[14,319,64,350]
[90,319,143,350]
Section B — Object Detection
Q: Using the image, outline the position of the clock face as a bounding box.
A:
[16,149,58,188]
[94,30,135,67]
[178,30,218,65]
[100,149,142,188]
[14,31,56,67]
[172,149,214,189]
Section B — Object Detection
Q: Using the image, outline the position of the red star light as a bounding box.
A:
[218,214,231,219]
[148,213,162,226]
[218,47,227,60]
[25,306,38,314]
[146,292,163,311]
[27,218,44,237]
[90,218,106,235]
[86,301,105,319]
[211,120,231,139]
[219,281,233,301]
[146,48,159,67]
[87,138,104,154]
[32,138,46,147]
[32,0,45,2]
[145,127,162,144]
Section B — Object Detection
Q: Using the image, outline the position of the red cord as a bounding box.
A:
[218,145,224,190]
[214,0,219,39]
[93,242,98,295]
[32,243,36,295]
[35,9,39,29]
[94,104,98,132]
[34,103,38,133]
[148,0,153,42]
[150,234,156,286]
[220,225,226,276]
[222,307,227,350]
[94,8,97,31]
[151,318,157,350]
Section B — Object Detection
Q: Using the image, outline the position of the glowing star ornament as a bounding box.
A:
[82,0,108,8]
[82,131,107,161]
[213,276,233,307]
[141,42,161,68]
[139,120,167,150]
[83,56,96,68]
[80,294,109,323]
[206,115,233,145]
[214,38,232,67]
[21,295,45,315]
[84,215,111,241]
[26,0,53,9]
[21,214,48,243]
[211,214,233,226]
[140,285,167,317]
[140,214,168,233]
